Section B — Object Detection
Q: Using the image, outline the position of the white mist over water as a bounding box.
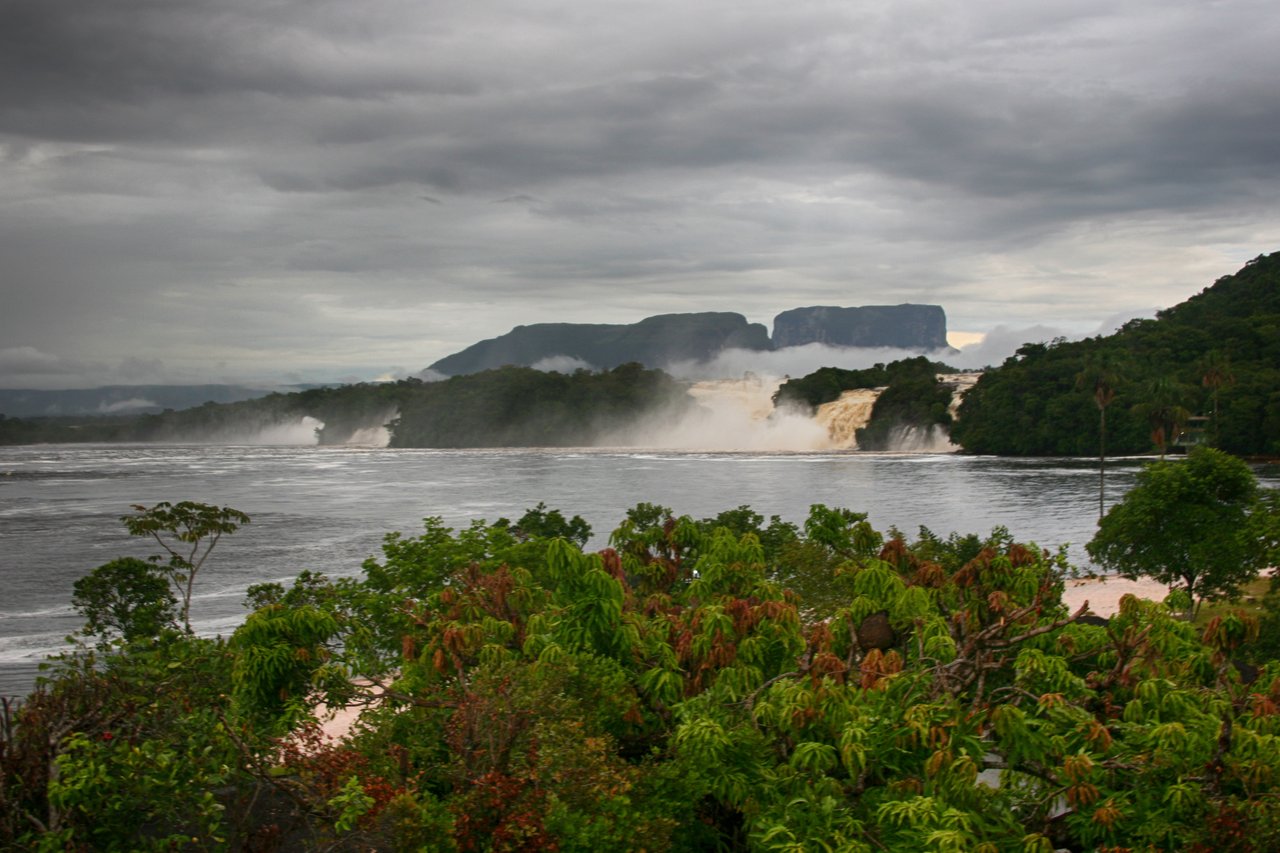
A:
[247,416,324,445]
[346,425,392,447]
[883,425,958,453]
[664,343,959,382]
[182,417,394,447]
[603,375,835,451]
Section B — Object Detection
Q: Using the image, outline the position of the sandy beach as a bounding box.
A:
[1061,574,1172,618]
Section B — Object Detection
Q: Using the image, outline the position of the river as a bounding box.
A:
[3,444,1275,696]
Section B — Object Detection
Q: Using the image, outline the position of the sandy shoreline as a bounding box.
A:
[1061,574,1172,618]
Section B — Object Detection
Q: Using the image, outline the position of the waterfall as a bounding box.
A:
[248,416,323,445]
[618,375,834,450]
[345,425,392,447]
[885,424,957,452]
[602,370,983,452]
[687,375,779,422]
[937,373,980,419]
[815,388,884,449]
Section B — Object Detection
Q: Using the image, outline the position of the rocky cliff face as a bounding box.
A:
[771,304,948,350]
[429,312,771,376]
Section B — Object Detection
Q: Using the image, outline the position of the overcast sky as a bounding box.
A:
[1,0,1277,389]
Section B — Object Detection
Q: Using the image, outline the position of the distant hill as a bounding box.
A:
[429,313,771,375]
[951,252,1280,456]
[772,304,948,350]
[0,384,316,418]
[429,304,950,376]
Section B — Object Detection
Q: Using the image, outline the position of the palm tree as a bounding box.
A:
[1131,376,1192,460]
[1198,350,1235,446]
[1075,354,1122,519]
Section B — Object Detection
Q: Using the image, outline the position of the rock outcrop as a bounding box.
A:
[771,304,948,350]
[429,312,771,376]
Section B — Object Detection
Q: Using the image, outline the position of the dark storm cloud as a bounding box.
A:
[1,0,1278,387]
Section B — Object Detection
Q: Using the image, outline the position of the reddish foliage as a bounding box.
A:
[1188,803,1256,852]
[725,598,756,635]
[1007,543,1039,568]
[277,723,407,829]
[809,652,847,686]
[913,561,947,588]
[806,621,834,654]
[599,548,626,581]
[452,771,555,852]
[755,599,793,623]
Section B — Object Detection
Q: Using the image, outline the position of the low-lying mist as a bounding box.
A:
[661,343,961,382]
[164,416,393,447]
[599,375,836,451]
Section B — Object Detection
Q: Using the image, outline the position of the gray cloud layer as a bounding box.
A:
[2,0,1277,387]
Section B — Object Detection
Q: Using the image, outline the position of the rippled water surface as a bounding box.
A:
[3,445,1275,695]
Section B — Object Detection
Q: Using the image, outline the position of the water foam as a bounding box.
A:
[345,425,392,447]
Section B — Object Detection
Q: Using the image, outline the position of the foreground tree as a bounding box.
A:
[71,557,177,646]
[121,501,250,631]
[8,499,1280,850]
[1087,447,1266,616]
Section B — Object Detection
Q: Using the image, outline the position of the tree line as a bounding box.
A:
[0,364,693,448]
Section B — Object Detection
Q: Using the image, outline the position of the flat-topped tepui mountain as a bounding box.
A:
[771,304,947,350]
[429,312,773,376]
[429,303,948,375]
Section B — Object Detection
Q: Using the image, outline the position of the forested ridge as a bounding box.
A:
[0,364,693,448]
[951,253,1280,457]
[389,362,693,447]
[4,491,1280,851]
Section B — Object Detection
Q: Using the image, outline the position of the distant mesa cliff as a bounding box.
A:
[772,304,948,350]
[429,312,771,375]
[430,304,949,375]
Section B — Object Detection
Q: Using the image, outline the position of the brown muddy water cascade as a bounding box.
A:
[815,388,884,448]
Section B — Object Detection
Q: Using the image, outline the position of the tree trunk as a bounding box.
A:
[1098,407,1107,520]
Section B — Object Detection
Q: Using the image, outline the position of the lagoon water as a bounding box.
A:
[3,444,1276,696]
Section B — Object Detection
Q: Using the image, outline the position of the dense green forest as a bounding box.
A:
[389,363,693,447]
[0,382,409,446]
[951,253,1280,457]
[0,364,693,448]
[5,486,1280,851]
